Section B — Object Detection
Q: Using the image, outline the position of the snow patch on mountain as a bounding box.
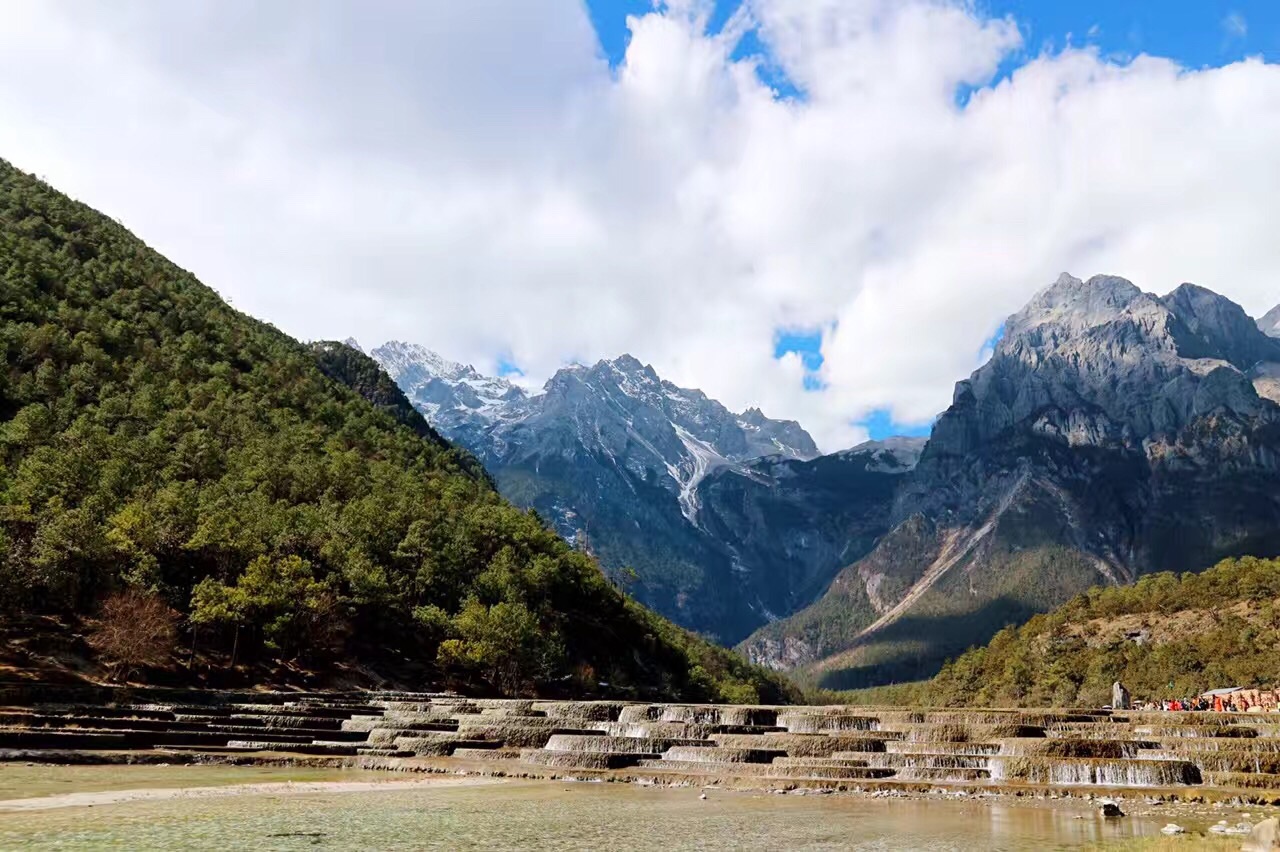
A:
[673,425,732,523]
[1261,304,1280,339]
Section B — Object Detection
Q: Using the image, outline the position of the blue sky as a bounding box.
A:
[586,0,1276,441]
[586,1,1277,72]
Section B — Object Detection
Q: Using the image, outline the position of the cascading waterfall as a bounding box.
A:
[887,741,1002,755]
[990,757,1202,786]
[777,713,880,734]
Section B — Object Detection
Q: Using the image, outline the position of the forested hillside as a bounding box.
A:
[869,556,1280,708]
[0,159,795,703]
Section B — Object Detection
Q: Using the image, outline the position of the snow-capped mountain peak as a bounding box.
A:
[1261,304,1280,339]
[371,345,819,525]
[369,341,527,430]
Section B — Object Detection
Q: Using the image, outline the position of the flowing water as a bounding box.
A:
[0,767,1202,851]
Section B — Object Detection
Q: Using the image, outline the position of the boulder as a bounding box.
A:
[1242,817,1279,851]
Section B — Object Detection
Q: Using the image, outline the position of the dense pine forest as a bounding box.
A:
[0,159,796,703]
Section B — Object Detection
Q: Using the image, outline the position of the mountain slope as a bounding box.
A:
[1261,304,1280,338]
[911,555,1280,708]
[0,158,795,703]
[744,274,1280,689]
[693,439,925,626]
[371,344,917,643]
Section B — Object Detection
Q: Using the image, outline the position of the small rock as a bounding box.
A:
[1100,802,1125,819]
[1159,824,1184,835]
[699,793,707,800]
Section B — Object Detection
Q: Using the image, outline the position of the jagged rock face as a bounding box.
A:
[743,275,1280,688]
[371,345,896,643]
[695,440,925,625]
[927,276,1276,458]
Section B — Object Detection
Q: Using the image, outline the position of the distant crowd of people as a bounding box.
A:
[1134,689,1280,713]
[1135,698,1210,712]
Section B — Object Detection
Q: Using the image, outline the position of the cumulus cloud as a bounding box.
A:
[1,0,1278,450]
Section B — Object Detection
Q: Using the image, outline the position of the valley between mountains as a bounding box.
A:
[4,154,1278,700]
[368,274,1280,691]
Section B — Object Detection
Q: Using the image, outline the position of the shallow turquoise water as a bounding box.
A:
[0,775,1183,851]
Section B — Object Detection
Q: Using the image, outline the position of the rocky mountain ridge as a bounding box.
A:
[743,275,1280,689]
[369,344,915,643]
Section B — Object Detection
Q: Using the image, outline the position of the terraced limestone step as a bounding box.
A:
[713,733,897,757]
[661,746,787,764]
[771,757,871,769]
[520,750,656,770]
[604,722,719,739]
[989,756,1203,786]
[355,747,416,758]
[882,723,1047,742]
[1203,771,1280,790]
[227,713,363,730]
[0,713,236,733]
[455,721,607,749]
[230,704,384,721]
[224,740,362,756]
[450,747,520,761]
[27,705,182,721]
[345,717,458,734]
[883,741,1002,756]
[777,713,879,734]
[634,760,896,781]
[867,753,994,771]
[1157,738,1280,753]
[615,705,777,727]
[392,735,504,757]
[1137,724,1258,739]
[998,738,1158,758]
[1148,751,1280,774]
[893,767,992,782]
[543,735,714,754]
[531,702,625,723]
[0,730,130,749]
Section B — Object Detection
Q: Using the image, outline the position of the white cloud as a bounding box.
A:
[1,0,1278,451]
[1223,12,1248,39]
